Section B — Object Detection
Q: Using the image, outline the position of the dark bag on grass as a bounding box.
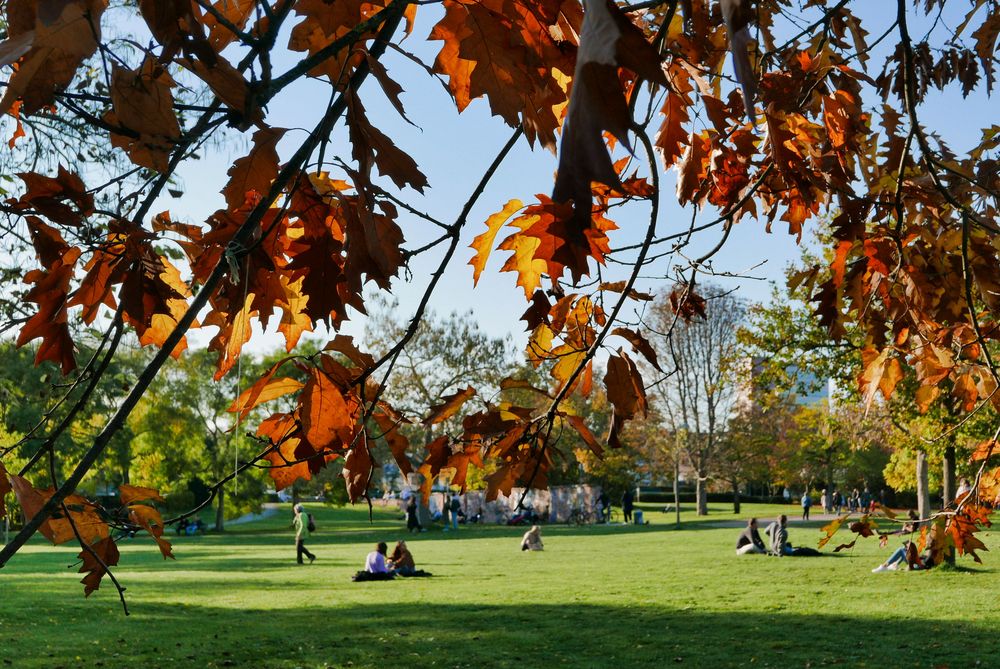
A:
[307,514,316,533]
[352,571,395,582]
[398,569,433,578]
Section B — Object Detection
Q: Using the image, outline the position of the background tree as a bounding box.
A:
[648,286,746,515]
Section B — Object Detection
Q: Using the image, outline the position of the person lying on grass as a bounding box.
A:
[736,518,766,555]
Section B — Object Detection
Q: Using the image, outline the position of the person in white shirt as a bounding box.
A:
[365,542,390,573]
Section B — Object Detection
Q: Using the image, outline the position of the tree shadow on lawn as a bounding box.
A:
[8,600,999,669]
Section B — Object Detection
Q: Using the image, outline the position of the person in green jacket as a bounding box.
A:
[294,504,316,565]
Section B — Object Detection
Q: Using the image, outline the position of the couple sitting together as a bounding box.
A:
[353,541,431,581]
[735,516,820,557]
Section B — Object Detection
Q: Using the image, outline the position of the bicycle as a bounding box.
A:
[566,507,595,526]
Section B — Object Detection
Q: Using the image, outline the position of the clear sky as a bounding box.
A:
[147,2,995,356]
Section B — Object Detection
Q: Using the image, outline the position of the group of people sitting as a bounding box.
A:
[735,516,820,557]
[353,540,432,581]
[737,509,946,570]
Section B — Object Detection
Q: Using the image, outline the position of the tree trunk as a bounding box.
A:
[916,450,930,521]
[943,444,956,508]
[696,477,708,516]
[731,480,740,514]
[215,487,225,532]
[673,458,681,527]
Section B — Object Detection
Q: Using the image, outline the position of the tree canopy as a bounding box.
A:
[0,0,999,602]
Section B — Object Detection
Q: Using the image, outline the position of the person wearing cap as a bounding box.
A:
[293,504,316,565]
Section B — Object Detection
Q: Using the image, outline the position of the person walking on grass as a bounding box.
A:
[442,494,452,531]
[801,491,812,521]
[293,504,316,565]
[449,493,461,530]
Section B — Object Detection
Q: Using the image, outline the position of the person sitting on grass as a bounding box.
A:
[521,525,543,551]
[388,540,416,576]
[736,518,766,555]
[765,515,791,556]
[873,523,944,573]
[365,542,392,575]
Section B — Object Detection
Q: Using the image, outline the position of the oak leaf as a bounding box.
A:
[552,0,666,220]
[223,127,287,211]
[424,387,477,426]
[470,199,524,285]
[0,0,107,116]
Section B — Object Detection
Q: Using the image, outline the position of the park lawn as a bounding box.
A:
[2,503,998,669]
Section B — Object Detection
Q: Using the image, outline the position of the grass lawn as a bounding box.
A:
[2,501,998,668]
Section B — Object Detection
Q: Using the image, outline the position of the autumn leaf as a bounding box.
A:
[552,0,666,220]
[611,327,662,372]
[564,414,603,456]
[818,514,849,549]
[342,444,373,502]
[223,127,287,210]
[106,59,181,172]
[0,462,11,521]
[424,387,477,426]
[78,536,120,597]
[0,0,108,116]
[970,439,998,462]
[470,199,523,285]
[229,372,304,421]
[119,484,165,506]
[128,504,174,559]
[301,369,355,448]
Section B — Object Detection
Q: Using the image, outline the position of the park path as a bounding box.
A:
[700,512,845,529]
[228,502,281,526]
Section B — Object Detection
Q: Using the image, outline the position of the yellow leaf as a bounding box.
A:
[469,199,522,285]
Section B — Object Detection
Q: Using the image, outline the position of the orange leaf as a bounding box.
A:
[78,536,120,597]
[228,356,301,420]
[119,484,165,506]
[300,369,355,448]
[342,444,373,502]
[223,127,287,210]
[565,414,603,456]
[424,387,476,426]
[128,504,174,559]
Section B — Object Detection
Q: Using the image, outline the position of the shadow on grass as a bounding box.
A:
[5,600,998,669]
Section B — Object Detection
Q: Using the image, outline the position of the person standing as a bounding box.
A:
[820,489,829,514]
[801,491,812,520]
[293,504,316,565]
[406,495,422,533]
[441,494,452,531]
[449,494,461,530]
[621,488,635,524]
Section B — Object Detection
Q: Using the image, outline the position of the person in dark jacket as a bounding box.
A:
[621,489,635,524]
[406,495,422,533]
[736,517,766,555]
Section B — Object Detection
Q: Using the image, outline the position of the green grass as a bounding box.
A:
[3,502,999,668]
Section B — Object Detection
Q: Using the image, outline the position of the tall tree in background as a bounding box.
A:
[648,286,745,515]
